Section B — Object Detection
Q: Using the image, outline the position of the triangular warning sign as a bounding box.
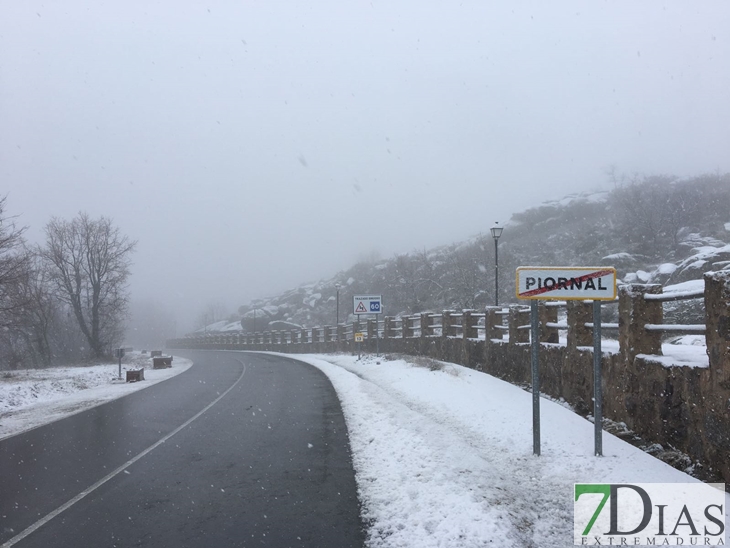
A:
[355,302,368,313]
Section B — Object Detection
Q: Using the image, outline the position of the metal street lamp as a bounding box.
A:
[335,283,341,325]
[490,223,504,306]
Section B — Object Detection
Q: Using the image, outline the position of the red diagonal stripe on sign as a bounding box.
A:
[520,269,614,298]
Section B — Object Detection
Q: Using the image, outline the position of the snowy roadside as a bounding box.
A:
[0,350,726,546]
[0,352,192,441]
[289,353,729,548]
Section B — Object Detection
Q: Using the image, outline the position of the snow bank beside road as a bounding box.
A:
[0,353,192,440]
[0,350,726,546]
[293,353,729,548]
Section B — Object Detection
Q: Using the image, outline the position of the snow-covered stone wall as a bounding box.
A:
[168,271,730,487]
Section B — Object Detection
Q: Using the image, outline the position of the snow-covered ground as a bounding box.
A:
[0,352,192,440]
[0,351,726,546]
[294,353,728,548]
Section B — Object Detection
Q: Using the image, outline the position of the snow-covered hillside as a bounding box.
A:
[203,175,730,334]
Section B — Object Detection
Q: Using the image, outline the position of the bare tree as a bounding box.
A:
[443,243,487,310]
[15,251,57,367]
[40,213,136,359]
[0,197,30,324]
[0,198,36,369]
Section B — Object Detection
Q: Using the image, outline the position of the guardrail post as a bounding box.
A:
[352,319,360,341]
[366,319,376,341]
[704,271,730,390]
[618,284,663,362]
[337,324,346,343]
[538,303,559,343]
[485,307,502,341]
[566,301,592,349]
[420,313,431,338]
[508,306,529,344]
[383,317,392,340]
[463,310,478,339]
[442,311,453,338]
[402,316,413,339]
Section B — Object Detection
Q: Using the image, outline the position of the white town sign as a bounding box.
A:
[516,267,617,301]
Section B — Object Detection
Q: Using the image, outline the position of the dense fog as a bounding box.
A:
[2,2,729,340]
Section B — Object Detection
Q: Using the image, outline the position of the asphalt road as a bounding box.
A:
[0,351,365,548]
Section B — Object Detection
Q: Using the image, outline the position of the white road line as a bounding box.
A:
[1,359,247,548]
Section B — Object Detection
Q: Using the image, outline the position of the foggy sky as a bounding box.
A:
[2,1,729,333]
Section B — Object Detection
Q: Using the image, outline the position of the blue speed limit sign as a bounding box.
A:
[353,295,383,315]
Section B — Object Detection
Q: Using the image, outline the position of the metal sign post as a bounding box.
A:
[375,316,380,357]
[593,300,603,457]
[354,295,383,358]
[530,301,540,456]
[355,327,363,360]
[516,266,616,457]
[116,347,125,380]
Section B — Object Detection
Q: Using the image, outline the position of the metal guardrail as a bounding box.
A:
[644,289,705,302]
[642,286,705,334]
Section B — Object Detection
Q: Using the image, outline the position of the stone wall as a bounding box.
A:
[168,272,730,485]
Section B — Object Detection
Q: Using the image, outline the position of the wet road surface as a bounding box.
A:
[0,351,364,548]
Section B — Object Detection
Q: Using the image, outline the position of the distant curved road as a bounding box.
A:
[0,351,364,548]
